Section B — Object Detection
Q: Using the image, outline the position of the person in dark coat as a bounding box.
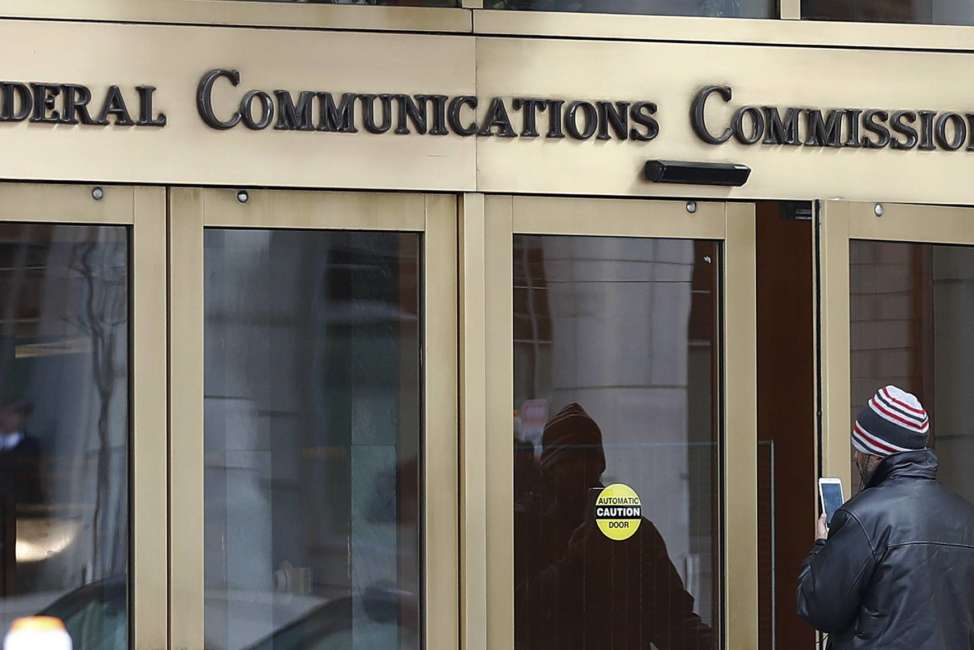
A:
[0,400,42,506]
[797,385,974,649]
[0,400,41,596]
[514,402,713,650]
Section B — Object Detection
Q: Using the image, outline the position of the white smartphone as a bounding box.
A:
[819,477,845,527]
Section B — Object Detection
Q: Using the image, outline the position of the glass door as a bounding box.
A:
[821,201,974,501]
[169,189,458,650]
[0,183,167,650]
[465,196,758,650]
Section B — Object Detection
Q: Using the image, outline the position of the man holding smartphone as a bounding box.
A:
[796,386,974,649]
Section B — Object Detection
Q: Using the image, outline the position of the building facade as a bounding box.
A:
[0,1,972,649]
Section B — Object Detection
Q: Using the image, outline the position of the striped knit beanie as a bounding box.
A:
[852,385,929,457]
[540,402,606,474]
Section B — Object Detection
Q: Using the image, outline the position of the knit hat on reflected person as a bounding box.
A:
[540,403,606,474]
[852,385,929,457]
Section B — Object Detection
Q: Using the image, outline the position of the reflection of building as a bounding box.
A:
[203,231,421,649]
[514,235,719,624]
[0,225,128,624]
[851,242,974,503]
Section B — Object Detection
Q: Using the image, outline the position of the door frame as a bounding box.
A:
[0,182,167,649]
[820,200,974,498]
[460,194,758,650]
[168,187,458,650]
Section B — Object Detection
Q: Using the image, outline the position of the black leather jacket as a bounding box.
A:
[797,449,974,649]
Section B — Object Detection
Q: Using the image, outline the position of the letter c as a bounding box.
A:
[691,85,733,145]
[197,68,242,130]
[447,96,478,136]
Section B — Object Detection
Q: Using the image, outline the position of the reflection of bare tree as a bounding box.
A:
[67,236,127,578]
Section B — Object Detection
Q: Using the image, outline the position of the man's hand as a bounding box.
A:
[816,513,828,541]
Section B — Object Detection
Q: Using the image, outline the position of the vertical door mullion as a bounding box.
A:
[460,193,489,650]
[484,195,514,650]
[169,188,206,650]
[423,193,460,650]
[820,201,854,495]
[132,187,169,650]
[723,202,759,650]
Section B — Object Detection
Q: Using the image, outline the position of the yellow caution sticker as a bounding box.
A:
[595,483,642,541]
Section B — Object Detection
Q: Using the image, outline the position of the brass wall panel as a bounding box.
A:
[511,195,725,237]
[201,188,428,230]
[0,183,135,223]
[779,0,802,20]
[3,20,974,202]
[475,38,974,203]
[0,21,476,191]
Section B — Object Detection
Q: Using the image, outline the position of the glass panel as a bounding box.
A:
[487,0,773,18]
[0,224,130,650]
[513,234,719,650]
[204,229,422,650]
[849,240,974,501]
[803,0,974,26]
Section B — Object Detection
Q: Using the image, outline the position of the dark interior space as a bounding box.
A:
[802,0,968,25]
[756,201,817,650]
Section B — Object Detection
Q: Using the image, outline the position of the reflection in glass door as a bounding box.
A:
[822,201,974,501]
[512,235,720,649]
[204,229,422,649]
[849,241,974,501]
[0,224,129,647]
[170,189,458,650]
[0,184,166,650]
[475,196,757,650]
